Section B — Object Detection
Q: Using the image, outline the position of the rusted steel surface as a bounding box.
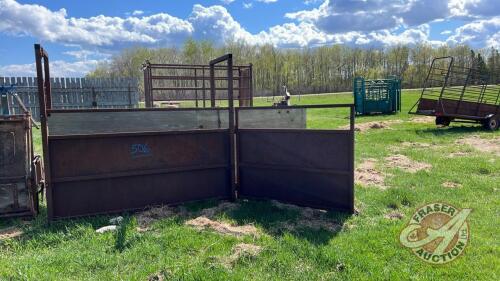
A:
[236,104,355,213]
[36,46,355,220]
[47,129,231,218]
[0,115,40,218]
[143,61,253,108]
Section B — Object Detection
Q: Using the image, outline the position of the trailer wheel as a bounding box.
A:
[483,117,499,131]
[435,116,451,127]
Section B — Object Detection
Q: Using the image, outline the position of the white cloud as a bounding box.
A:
[304,0,322,5]
[256,0,278,3]
[447,16,500,48]
[220,0,235,4]
[0,0,193,48]
[451,0,500,18]
[243,2,253,9]
[63,49,111,60]
[188,4,256,44]
[0,59,106,77]
[441,30,452,35]
[0,0,498,77]
[286,0,451,33]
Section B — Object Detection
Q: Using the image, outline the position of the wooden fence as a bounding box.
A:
[0,77,139,120]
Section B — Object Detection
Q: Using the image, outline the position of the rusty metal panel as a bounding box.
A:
[0,116,35,217]
[237,128,354,212]
[47,129,231,219]
[236,104,354,212]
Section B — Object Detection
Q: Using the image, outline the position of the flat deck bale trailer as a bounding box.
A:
[410,56,500,130]
[0,85,44,218]
[353,76,401,115]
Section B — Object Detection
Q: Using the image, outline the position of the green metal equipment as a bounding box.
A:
[353,77,401,115]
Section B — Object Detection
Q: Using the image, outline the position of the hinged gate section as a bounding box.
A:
[236,105,355,212]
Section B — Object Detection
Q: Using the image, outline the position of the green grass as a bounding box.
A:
[1,90,499,280]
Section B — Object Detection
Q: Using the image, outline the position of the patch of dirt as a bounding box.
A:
[448,151,470,158]
[223,243,262,268]
[390,142,440,153]
[200,201,238,218]
[185,216,259,238]
[296,219,341,232]
[0,226,23,240]
[342,120,402,132]
[456,135,500,157]
[442,181,463,188]
[355,158,387,189]
[410,116,435,124]
[384,154,432,173]
[270,200,326,219]
[384,211,404,220]
[135,205,177,231]
[270,201,341,232]
[401,142,432,148]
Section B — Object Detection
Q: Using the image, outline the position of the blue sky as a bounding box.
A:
[0,0,499,76]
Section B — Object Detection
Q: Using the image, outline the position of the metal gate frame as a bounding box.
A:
[36,44,355,220]
[143,61,253,108]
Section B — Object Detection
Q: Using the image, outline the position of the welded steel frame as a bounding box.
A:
[143,61,253,108]
[37,45,355,220]
[409,56,500,122]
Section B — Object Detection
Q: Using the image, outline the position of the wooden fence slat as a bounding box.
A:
[2,76,139,120]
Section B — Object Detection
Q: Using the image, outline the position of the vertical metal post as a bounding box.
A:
[202,67,206,108]
[43,58,52,110]
[227,56,236,201]
[349,104,355,213]
[249,64,254,107]
[194,68,199,108]
[210,54,236,200]
[210,66,216,108]
[34,44,53,221]
[128,84,132,108]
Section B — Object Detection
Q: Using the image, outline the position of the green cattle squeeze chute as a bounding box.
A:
[353,77,402,115]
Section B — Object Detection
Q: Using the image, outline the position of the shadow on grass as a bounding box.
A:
[1,199,352,247]
[414,125,487,136]
[224,200,351,246]
[0,205,141,250]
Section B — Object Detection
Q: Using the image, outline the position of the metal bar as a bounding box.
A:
[48,128,230,140]
[349,105,355,212]
[52,164,228,183]
[150,76,243,81]
[209,54,236,200]
[239,163,351,175]
[210,66,216,107]
[151,87,249,91]
[237,103,354,110]
[210,54,232,65]
[237,128,353,134]
[249,64,254,107]
[34,43,53,221]
[48,106,230,114]
[148,64,249,69]
[194,69,198,108]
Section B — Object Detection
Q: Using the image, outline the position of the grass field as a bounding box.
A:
[1,90,499,280]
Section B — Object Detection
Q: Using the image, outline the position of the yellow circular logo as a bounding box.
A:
[399,203,471,264]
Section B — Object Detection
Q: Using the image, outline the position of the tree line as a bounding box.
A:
[88,40,500,96]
